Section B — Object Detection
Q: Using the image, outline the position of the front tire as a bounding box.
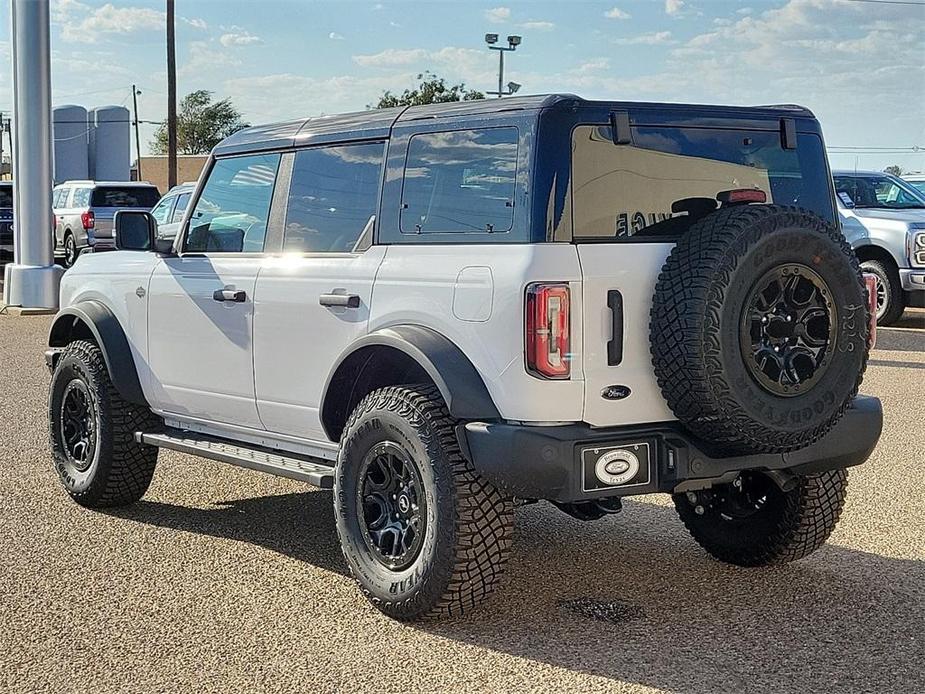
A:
[334,385,513,621]
[860,259,904,326]
[673,469,848,566]
[49,340,159,508]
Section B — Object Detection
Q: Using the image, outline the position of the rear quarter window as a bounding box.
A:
[571,124,834,241]
[400,127,518,234]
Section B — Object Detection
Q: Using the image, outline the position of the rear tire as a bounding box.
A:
[334,385,513,621]
[673,469,848,566]
[48,340,159,508]
[860,259,904,326]
[63,232,78,269]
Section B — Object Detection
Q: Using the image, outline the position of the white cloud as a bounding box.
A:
[183,17,208,30]
[613,31,674,45]
[219,30,262,47]
[485,7,511,24]
[521,20,555,31]
[59,3,164,42]
[665,0,685,15]
[180,41,242,76]
[577,58,610,73]
[389,21,402,28]
[353,48,427,67]
[329,32,345,40]
[604,7,631,20]
[373,2,384,9]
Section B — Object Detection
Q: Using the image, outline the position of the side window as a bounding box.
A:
[171,192,191,223]
[52,189,64,208]
[185,153,280,253]
[283,142,385,253]
[150,196,175,225]
[400,127,518,234]
[75,188,89,207]
[72,188,91,208]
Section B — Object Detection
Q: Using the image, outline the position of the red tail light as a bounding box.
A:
[717,188,767,205]
[863,273,877,349]
[526,283,570,379]
[81,211,94,229]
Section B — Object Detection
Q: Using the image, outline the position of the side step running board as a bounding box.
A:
[136,429,334,489]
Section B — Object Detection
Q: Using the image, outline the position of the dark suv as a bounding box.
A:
[0,181,13,258]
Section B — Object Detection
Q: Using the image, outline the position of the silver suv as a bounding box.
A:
[148,183,195,242]
[833,170,925,325]
[52,181,160,267]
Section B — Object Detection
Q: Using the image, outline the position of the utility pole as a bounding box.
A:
[131,85,143,181]
[4,0,63,309]
[484,34,523,98]
[166,0,178,189]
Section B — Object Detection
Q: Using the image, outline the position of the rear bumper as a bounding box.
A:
[462,395,882,502]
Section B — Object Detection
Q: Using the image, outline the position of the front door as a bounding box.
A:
[253,141,386,441]
[146,151,281,429]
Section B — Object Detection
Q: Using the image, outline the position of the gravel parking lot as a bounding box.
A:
[1,311,922,694]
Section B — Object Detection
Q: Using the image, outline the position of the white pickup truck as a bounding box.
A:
[46,95,882,620]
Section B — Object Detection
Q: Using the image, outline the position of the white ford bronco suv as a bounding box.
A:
[46,95,882,621]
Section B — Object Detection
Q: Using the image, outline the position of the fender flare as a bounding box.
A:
[48,300,148,406]
[321,325,501,441]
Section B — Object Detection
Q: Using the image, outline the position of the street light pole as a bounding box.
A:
[166,0,178,190]
[3,0,63,310]
[131,85,143,181]
[484,34,522,98]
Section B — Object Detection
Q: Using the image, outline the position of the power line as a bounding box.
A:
[841,0,925,6]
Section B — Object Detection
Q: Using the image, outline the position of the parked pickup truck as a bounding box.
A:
[45,95,882,621]
[833,170,925,324]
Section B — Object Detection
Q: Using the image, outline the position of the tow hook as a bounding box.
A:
[553,497,623,522]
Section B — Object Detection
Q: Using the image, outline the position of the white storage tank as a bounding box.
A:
[89,105,130,181]
[52,104,89,183]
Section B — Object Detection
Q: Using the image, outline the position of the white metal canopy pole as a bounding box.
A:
[3,0,63,309]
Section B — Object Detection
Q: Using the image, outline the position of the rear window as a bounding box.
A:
[571,125,835,240]
[0,185,12,208]
[91,186,160,208]
[400,127,518,234]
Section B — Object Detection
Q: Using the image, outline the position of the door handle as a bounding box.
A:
[319,293,360,308]
[213,288,246,303]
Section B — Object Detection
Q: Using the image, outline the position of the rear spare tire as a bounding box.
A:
[650,204,869,454]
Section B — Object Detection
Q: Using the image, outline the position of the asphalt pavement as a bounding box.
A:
[1,311,923,694]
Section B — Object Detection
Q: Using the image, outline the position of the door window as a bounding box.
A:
[185,153,280,253]
[283,142,385,253]
[400,127,518,234]
[150,195,175,225]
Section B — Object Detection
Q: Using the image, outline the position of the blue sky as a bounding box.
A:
[1,0,923,170]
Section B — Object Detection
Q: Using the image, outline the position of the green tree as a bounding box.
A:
[371,72,484,109]
[151,90,248,155]
[884,165,905,177]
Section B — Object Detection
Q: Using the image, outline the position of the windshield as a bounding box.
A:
[833,174,925,210]
[0,185,12,208]
[905,179,925,196]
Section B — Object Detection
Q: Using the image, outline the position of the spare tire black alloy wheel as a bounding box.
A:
[741,264,836,397]
[650,205,870,454]
[359,441,427,571]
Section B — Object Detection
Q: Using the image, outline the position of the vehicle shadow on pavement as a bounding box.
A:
[425,500,924,694]
[107,491,349,577]
[109,490,923,693]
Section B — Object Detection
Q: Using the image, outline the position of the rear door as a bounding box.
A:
[147,152,281,429]
[571,120,837,427]
[254,141,386,441]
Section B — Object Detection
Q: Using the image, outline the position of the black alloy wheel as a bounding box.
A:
[59,379,97,471]
[740,264,836,397]
[358,441,427,571]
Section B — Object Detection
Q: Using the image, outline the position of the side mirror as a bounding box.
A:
[114,210,156,251]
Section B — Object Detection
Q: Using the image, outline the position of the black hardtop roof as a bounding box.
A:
[213,93,817,157]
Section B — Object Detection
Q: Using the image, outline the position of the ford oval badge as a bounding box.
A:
[601,385,631,401]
